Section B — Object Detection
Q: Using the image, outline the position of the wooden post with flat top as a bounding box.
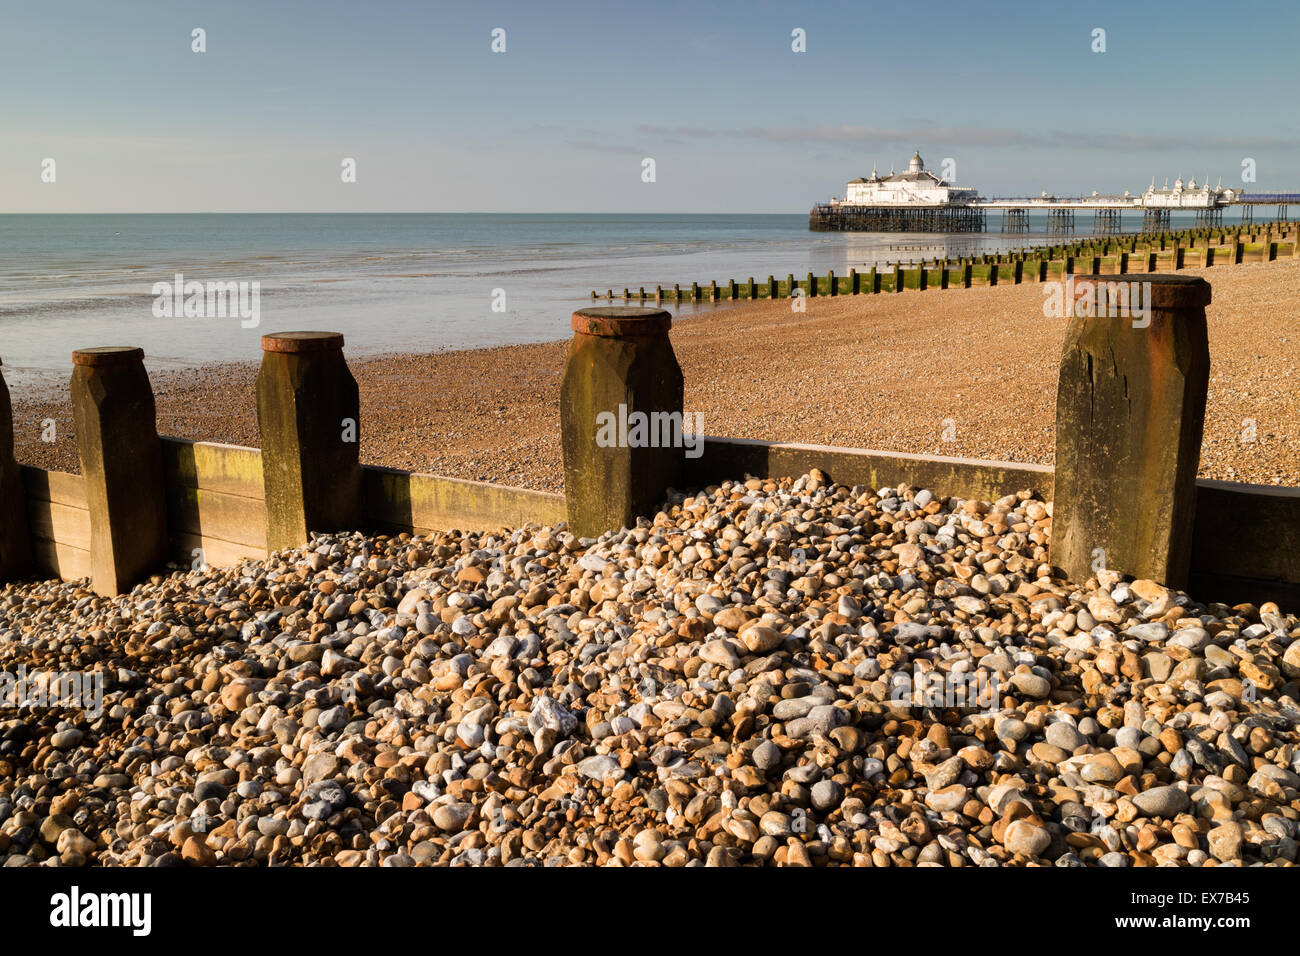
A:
[1050,274,1211,588]
[70,347,169,595]
[256,331,361,553]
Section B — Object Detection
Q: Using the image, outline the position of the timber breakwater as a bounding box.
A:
[590,221,1299,303]
[2,273,1299,868]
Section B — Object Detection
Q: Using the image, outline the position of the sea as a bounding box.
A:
[0,211,1252,390]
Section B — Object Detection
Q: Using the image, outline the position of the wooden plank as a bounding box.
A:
[160,436,264,499]
[20,467,86,508]
[164,484,267,550]
[362,466,566,534]
[30,536,91,582]
[684,436,1054,503]
[24,498,91,551]
[1191,480,1300,586]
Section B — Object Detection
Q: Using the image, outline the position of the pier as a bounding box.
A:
[812,153,1300,233]
[813,193,1300,233]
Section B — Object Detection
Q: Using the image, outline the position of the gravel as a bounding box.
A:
[1,471,1298,867]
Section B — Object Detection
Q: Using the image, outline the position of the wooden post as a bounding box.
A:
[850,268,859,294]
[748,277,758,300]
[256,332,361,554]
[786,274,795,298]
[561,308,683,539]
[709,281,719,303]
[892,264,902,292]
[70,347,168,595]
[728,279,738,300]
[806,272,816,297]
[827,270,837,296]
[768,275,778,298]
[1051,275,1211,588]
[0,359,32,581]
[868,267,878,294]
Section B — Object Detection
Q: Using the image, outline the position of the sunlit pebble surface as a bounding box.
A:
[2,472,1300,867]
[11,260,1300,491]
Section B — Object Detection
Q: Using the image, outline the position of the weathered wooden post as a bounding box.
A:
[850,268,860,294]
[806,272,816,297]
[768,275,778,298]
[70,347,169,595]
[560,308,684,539]
[1050,274,1211,588]
[0,359,33,581]
[748,277,757,300]
[827,269,837,295]
[256,331,361,553]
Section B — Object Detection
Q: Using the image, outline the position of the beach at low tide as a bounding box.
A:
[11,257,1300,492]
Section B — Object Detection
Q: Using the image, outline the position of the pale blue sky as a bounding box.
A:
[3,0,1298,212]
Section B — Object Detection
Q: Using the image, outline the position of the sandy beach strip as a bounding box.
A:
[10,259,1300,494]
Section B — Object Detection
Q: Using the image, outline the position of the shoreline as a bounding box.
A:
[11,259,1300,493]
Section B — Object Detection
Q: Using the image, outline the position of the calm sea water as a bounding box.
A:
[0,211,1241,389]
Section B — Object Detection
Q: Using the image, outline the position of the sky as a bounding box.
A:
[3,0,1299,213]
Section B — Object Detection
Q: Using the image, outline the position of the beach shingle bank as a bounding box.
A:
[1,472,1298,867]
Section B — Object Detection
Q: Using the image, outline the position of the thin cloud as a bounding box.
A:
[636,124,1300,152]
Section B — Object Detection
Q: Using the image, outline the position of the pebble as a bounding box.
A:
[0,473,1296,869]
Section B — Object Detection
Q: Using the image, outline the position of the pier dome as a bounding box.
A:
[908,151,924,172]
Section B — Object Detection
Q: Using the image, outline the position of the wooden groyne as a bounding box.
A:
[590,221,1300,302]
[1,268,1298,609]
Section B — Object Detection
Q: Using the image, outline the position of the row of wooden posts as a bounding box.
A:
[590,221,1299,302]
[0,332,361,596]
[0,272,1228,598]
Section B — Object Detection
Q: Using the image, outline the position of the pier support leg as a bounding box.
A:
[256,331,362,553]
[0,360,32,581]
[561,308,684,539]
[1050,275,1211,588]
[71,347,169,595]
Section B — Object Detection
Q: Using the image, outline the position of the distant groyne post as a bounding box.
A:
[256,331,362,553]
[561,307,684,539]
[71,347,169,596]
[0,359,33,581]
[1050,274,1211,588]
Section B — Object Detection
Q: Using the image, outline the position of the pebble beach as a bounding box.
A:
[2,472,1298,867]
[3,259,1299,869]
[10,258,1300,490]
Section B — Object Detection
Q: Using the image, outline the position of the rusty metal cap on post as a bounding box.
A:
[72,346,145,367]
[571,307,671,338]
[260,331,345,353]
[1072,273,1211,310]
